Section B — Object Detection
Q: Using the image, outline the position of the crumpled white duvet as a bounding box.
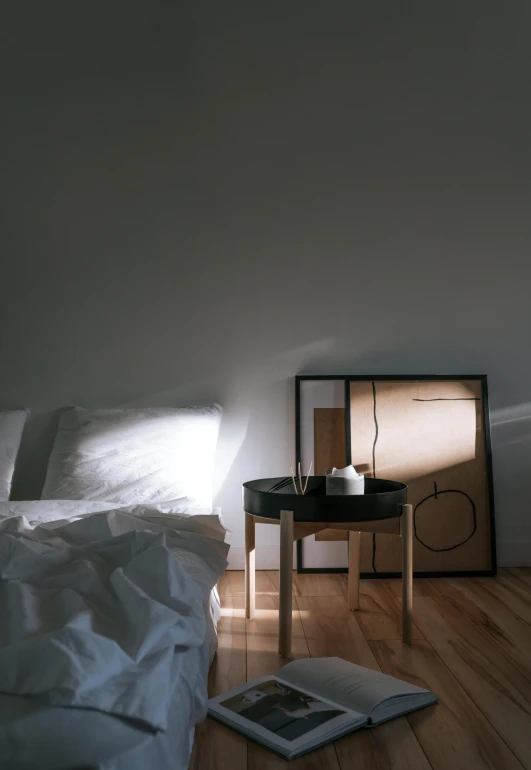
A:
[0,502,229,734]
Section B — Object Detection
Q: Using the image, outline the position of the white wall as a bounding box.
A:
[1,2,530,566]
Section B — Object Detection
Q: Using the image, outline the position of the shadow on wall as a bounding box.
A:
[213,377,294,529]
[490,402,531,562]
[11,411,61,500]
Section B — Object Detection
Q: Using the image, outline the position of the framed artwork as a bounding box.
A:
[295,375,496,577]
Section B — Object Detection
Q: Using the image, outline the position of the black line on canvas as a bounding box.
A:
[414,486,478,552]
[412,398,480,401]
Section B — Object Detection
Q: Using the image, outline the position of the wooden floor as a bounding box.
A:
[190,568,531,770]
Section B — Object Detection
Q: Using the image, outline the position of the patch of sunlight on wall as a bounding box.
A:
[350,380,478,481]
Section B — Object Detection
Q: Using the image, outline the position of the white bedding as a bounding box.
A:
[0,501,228,770]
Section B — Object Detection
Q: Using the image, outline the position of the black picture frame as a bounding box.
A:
[295,374,497,578]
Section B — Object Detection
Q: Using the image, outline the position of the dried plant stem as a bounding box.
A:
[302,461,313,494]
[288,460,313,495]
[288,462,299,494]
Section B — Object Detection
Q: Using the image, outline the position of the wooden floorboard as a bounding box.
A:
[504,568,531,591]
[370,639,524,770]
[428,578,531,684]
[191,570,531,770]
[246,571,308,682]
[335,574,424,641]
[486,571,531,626]
[292,572,344,597]
[412,592,531,769]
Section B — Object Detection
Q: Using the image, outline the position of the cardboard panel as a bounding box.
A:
[313,407,349,541]
[313,407,346,475]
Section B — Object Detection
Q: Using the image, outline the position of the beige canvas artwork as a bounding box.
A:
[311,378,494,574]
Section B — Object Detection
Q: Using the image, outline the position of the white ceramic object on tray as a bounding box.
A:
[325,465,365,495]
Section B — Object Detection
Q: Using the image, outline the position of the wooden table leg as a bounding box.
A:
[279,509,294,657]
[245,512,255,619]
[401,503,413,644]
[347,531,361,610]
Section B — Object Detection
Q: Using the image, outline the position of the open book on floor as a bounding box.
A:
[208,656,437,760]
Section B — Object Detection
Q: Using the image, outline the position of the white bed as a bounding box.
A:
[0,500,228,770]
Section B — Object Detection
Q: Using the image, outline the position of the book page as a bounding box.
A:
[208,675,367,758]
[279,658,433,718]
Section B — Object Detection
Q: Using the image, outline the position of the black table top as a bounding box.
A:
[243,476,407,522]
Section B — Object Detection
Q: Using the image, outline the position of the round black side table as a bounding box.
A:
[242,476,411,658]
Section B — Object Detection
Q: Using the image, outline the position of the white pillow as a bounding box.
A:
[41,405,222,506]
[0,410,28,500]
